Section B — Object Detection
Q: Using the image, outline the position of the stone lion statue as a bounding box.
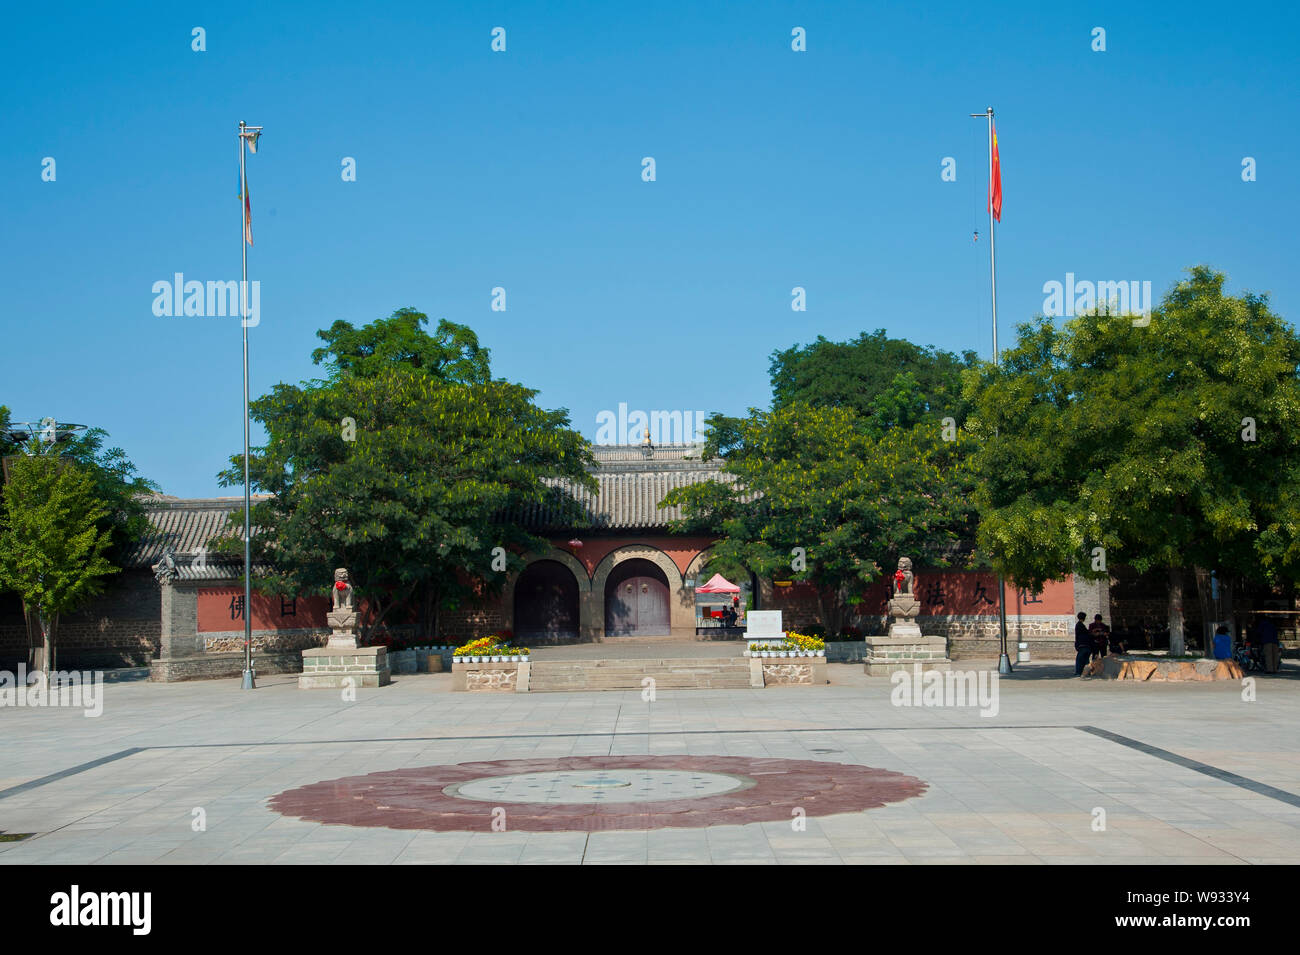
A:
[332,567,353,613]
[894,557,914,596]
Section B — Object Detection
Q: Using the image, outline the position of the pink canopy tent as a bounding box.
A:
[696,573,741,594]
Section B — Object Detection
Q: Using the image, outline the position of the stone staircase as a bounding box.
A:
[528,657,753,692]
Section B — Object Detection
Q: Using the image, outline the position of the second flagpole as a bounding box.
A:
[238,120,262,691]
[971,105,1012,676]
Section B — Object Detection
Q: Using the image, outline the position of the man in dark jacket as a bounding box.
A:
[1257,618,1281,673]
[1075,612,1093,676]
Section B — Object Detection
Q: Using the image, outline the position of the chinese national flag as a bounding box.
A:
[988,120,1002,222]
[242,178,253,246]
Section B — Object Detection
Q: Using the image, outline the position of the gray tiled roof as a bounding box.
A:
[126,496,262,570]
[127,444,733,567]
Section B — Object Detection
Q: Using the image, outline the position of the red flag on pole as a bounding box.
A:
[241,173,253,246]
[989,120,1002,222]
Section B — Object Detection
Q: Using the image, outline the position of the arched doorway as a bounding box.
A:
[605,559,671,636]
[514,560,580,641]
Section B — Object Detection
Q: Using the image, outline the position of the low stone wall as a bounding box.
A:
[0,569,161,670]
[149,650,305,682]
[1086,655,1243,682]
[852,615,1075,661]
[826,641,867,663]
[951,637,1075,660]
[201,627,328,653]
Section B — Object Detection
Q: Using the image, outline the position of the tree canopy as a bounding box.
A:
[311,308,492,385]
[0,455,118,673]
[666,329,980,634]
[965,266,1300,649]
[220,311,595,641]
[770,330,979,437]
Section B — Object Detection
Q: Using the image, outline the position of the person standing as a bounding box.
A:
[1256,617,1281,673]
[1075,612,1093,676]
[1089,614,1109,659]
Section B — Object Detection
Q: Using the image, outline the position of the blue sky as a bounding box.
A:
[4,1,1297,497]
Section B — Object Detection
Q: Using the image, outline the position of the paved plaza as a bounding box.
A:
[1,662,1298,864]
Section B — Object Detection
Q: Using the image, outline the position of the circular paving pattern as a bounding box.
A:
[449,769,751,804]
[268,755,927,832]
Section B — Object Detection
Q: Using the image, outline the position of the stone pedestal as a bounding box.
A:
[325,610,358,648]
[864,634,952,677]
[299,645,390,688]
[886,594,922,638]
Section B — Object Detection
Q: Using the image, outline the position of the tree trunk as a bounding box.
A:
[1168,566,1185,656]
[22,600,41,675]
[39,610,53,680]
[1193,566,1213,654]
[1223,577,1236,641]
[817,585,845,637]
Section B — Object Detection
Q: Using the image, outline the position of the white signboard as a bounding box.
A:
[745,610,784,641]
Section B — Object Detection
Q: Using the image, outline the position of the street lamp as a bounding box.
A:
[237,121,263,691]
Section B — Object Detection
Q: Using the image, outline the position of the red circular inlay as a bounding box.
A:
[268,755,927,832]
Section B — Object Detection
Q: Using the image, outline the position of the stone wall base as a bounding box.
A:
[149,651,305,682]
[951,638,1074,660]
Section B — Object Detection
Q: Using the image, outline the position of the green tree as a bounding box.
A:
[0,456,117,676]
[312,308,491,384]
[966,266,1300,653]
[49,427,158,564]
[0,417,154,562]
[770,330,978,437]
[0,406,14,454]
[219,313,595,642]
[665,402,977,635]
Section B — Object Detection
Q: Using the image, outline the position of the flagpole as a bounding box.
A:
[239,120,257,691]
[971,105,1012,676]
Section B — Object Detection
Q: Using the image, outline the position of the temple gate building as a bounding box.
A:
[0,443,1148,680]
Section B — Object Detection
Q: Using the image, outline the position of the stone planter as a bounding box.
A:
[750,655,828,686]
[452,659,530,692]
